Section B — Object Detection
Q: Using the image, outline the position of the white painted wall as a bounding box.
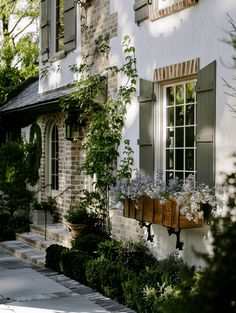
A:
[110,0,236,176]
[109,0,236,266]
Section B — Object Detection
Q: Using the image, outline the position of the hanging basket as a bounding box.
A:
[123,196,203,229]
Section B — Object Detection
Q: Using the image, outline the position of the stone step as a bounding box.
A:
[30,223,71,247]
[16,232,57,250]
[0,224,71,268]
[0,240,46,267]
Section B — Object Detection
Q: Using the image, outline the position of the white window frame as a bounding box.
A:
[156,79,197,182]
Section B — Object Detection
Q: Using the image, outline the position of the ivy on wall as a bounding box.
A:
[60,35,137,195]
[26,122,42,186]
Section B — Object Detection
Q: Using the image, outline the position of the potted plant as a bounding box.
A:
[64,204,89,239]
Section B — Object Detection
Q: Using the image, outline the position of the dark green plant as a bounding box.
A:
[0,213,15,241]
[64,204,89,224]
[45,244,68,272]
[25,123,42,186]
[60,249,90,284]
[85,257,125,301]
[97,239,123,261]
[0,141,33,239]
[97,239,157,271]
[71,232,110,255]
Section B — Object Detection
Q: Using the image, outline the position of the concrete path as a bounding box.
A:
[0,251,135,313]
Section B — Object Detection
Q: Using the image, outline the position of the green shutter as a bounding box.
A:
[137,79,155,177]
[40,0,50,62]
[133,0,151,24]
[64,0,76,53]
[196,60,216,187]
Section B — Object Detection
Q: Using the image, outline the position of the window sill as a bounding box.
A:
[151,0,198,21]
[49,51,66,63]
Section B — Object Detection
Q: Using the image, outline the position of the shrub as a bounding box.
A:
[97,239,156,270]
[85,257,125,301]
[71,232,110,256]
[45,244,68,272]
[60,249,90,284]
[96,238,123,261]
[0,213,15,241]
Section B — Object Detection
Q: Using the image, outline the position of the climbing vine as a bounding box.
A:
[26,123,42,186]
[60,35,137,195]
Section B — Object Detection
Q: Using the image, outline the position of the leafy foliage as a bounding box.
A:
[0,0,39,104]
[60,36,137,195]
[0,140,49,240]
[25,123,42,186]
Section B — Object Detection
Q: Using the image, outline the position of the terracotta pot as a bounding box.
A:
[66,222,84,239]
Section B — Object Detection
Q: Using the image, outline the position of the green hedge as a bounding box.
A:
[45,238,193,313]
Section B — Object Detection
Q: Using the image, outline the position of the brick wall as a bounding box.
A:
[35,0,142,241]
[110,209,144,241]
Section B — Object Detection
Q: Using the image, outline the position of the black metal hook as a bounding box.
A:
[139,221,154,242]
[167,228,184,250]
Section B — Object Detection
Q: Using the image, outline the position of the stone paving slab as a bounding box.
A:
[0,249,136,313]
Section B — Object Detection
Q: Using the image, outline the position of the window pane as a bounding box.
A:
[175,171,183,180]
[176,105,184,126]
[51,125,59,190]
[167,107,174,126]
[176,85,184,105]
[166,171,174,182]
[185,172,194,180]
[185,149,194,170]
[186,82,195,103]
[164,81,196,182]
[176,149,183,170]
[186,104,194,125]
[166,129,174,148]
[166,86,174,106]
[166,149,174,170]
[56,0,64,52]
[185,127,194,147]
[175,127,183,147]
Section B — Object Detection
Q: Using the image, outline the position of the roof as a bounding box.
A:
[0,77,76,114]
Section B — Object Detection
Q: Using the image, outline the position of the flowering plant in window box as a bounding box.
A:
[110,171,224,228]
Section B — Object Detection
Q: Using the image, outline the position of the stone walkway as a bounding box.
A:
[0,250,136,313]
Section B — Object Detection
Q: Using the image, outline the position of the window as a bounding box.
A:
[163,81,197,182]
[50,124,59,190]
[40,0,76,62]
[138,60,216,188]
[55,0,65,53]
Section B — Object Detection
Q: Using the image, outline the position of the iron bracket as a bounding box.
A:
[167,228,184,250]
[139,221,154,242]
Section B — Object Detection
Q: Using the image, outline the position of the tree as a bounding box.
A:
[0,0,39,104]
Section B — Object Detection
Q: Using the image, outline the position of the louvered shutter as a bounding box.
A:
[133,0,151,24]
[137,79,155,177]
[196,61,216,187]
[40,0,50,62]
[64,0,76,53]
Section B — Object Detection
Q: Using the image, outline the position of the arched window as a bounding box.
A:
[49,124,59,190]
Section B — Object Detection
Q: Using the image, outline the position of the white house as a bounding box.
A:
[1,0,236,267]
